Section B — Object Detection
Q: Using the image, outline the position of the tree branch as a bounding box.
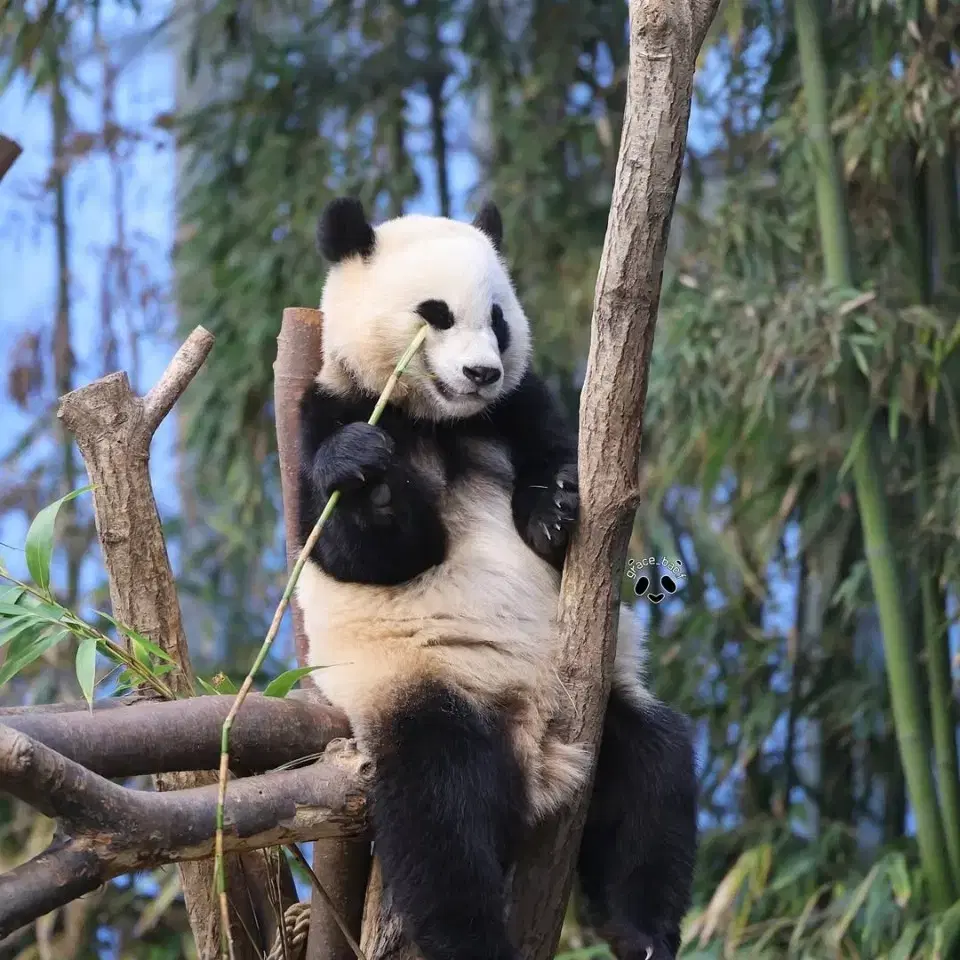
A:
[0,727,370,940]
[57,325,297,957]
[507,2,720,956]
[274,306,372,960]
[0,135,22,184]
[142,326,215,437]
[0,693,350,779]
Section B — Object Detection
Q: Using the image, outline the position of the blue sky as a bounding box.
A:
[1,2,179,595]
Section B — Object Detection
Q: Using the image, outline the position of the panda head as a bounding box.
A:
[316,197,531,421]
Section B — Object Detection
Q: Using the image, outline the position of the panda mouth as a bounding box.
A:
[422,356,483,402]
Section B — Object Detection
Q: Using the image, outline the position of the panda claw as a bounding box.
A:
[643,949,653,960]
[554,523,562,532]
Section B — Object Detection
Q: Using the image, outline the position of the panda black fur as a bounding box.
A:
[296,197,698,960]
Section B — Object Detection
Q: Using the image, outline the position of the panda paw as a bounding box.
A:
[606,928,676,960]
[624,934,675,960]
[316,422,395,498]
[527,464,579,560]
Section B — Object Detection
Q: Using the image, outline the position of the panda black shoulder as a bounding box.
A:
[486,370,577,464]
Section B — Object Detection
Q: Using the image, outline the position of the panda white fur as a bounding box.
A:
[296,197,697,960]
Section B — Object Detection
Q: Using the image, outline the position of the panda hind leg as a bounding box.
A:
[366,680,526,960]
[576,688,698,960]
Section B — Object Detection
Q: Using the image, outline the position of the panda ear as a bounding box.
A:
[472,201,503,252]
[317,197,376,263]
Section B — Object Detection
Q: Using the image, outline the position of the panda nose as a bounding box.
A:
[463,365,501,387]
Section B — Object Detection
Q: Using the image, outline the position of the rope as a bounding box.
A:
[266,900,312,960]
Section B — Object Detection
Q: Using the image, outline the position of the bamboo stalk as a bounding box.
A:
[916,425,960,890]
[792,0,957,909]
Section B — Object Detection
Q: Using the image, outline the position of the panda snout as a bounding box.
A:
[462,365,501,387]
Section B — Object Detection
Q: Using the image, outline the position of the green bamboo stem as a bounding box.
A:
[916,427,960,891]
[792,0,957,909]
[213,324,429,958]
[792,0,853,290]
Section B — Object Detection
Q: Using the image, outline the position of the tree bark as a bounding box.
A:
[56,327,299,957]
[505,0,719,955]
[1,692,349,778]
[0,725,370,940]
[274,307,372,960]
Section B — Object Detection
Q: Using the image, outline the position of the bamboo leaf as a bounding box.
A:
[0,585,24,606]
[828,863,882,948]
[0,616,41,649]
[96,610,174,663]
[938,900,960,956]
[788,884,831,955]
[886,852,911,908]
[838,408,871,480]
[129,633,175,665]
[262,665,329,698]
[24,485,93,592]
[197,676,222,696]
[0,628,70,686]
[0,601,64,622]
[888,922,922,960]
[75,637,98,707]
[851,341,870,378]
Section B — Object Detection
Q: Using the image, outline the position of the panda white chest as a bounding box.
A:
[297,438,561,720]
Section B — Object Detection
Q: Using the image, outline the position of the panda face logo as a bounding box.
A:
[634,571,679,604]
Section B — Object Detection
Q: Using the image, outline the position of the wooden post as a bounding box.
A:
[274,307,371,960]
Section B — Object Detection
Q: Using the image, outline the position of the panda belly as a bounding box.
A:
[298,472,590,819]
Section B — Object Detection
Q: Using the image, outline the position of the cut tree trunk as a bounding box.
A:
[274,307,372,960]
[57,328,300,958]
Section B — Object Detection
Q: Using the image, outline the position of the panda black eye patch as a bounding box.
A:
[491,304,510,353]
[416,299,455,330]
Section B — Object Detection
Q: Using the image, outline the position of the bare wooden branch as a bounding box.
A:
[274,306,372,960]
[0,726,370,940]
[0,135,22,184]
[142,326,215,436]
[1,693,349,778]
[57,326,296,958]
[57,367,196,682]
[507,2,720,956]
[0,695,145,717]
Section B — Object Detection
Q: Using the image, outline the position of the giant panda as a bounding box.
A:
[296,197,698,960]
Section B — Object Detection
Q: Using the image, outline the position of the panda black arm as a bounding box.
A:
[490,371,579,571]
[298,381,447,585]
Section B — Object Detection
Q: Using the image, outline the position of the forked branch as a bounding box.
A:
[0,726,370,940]
[507,1,721,956]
